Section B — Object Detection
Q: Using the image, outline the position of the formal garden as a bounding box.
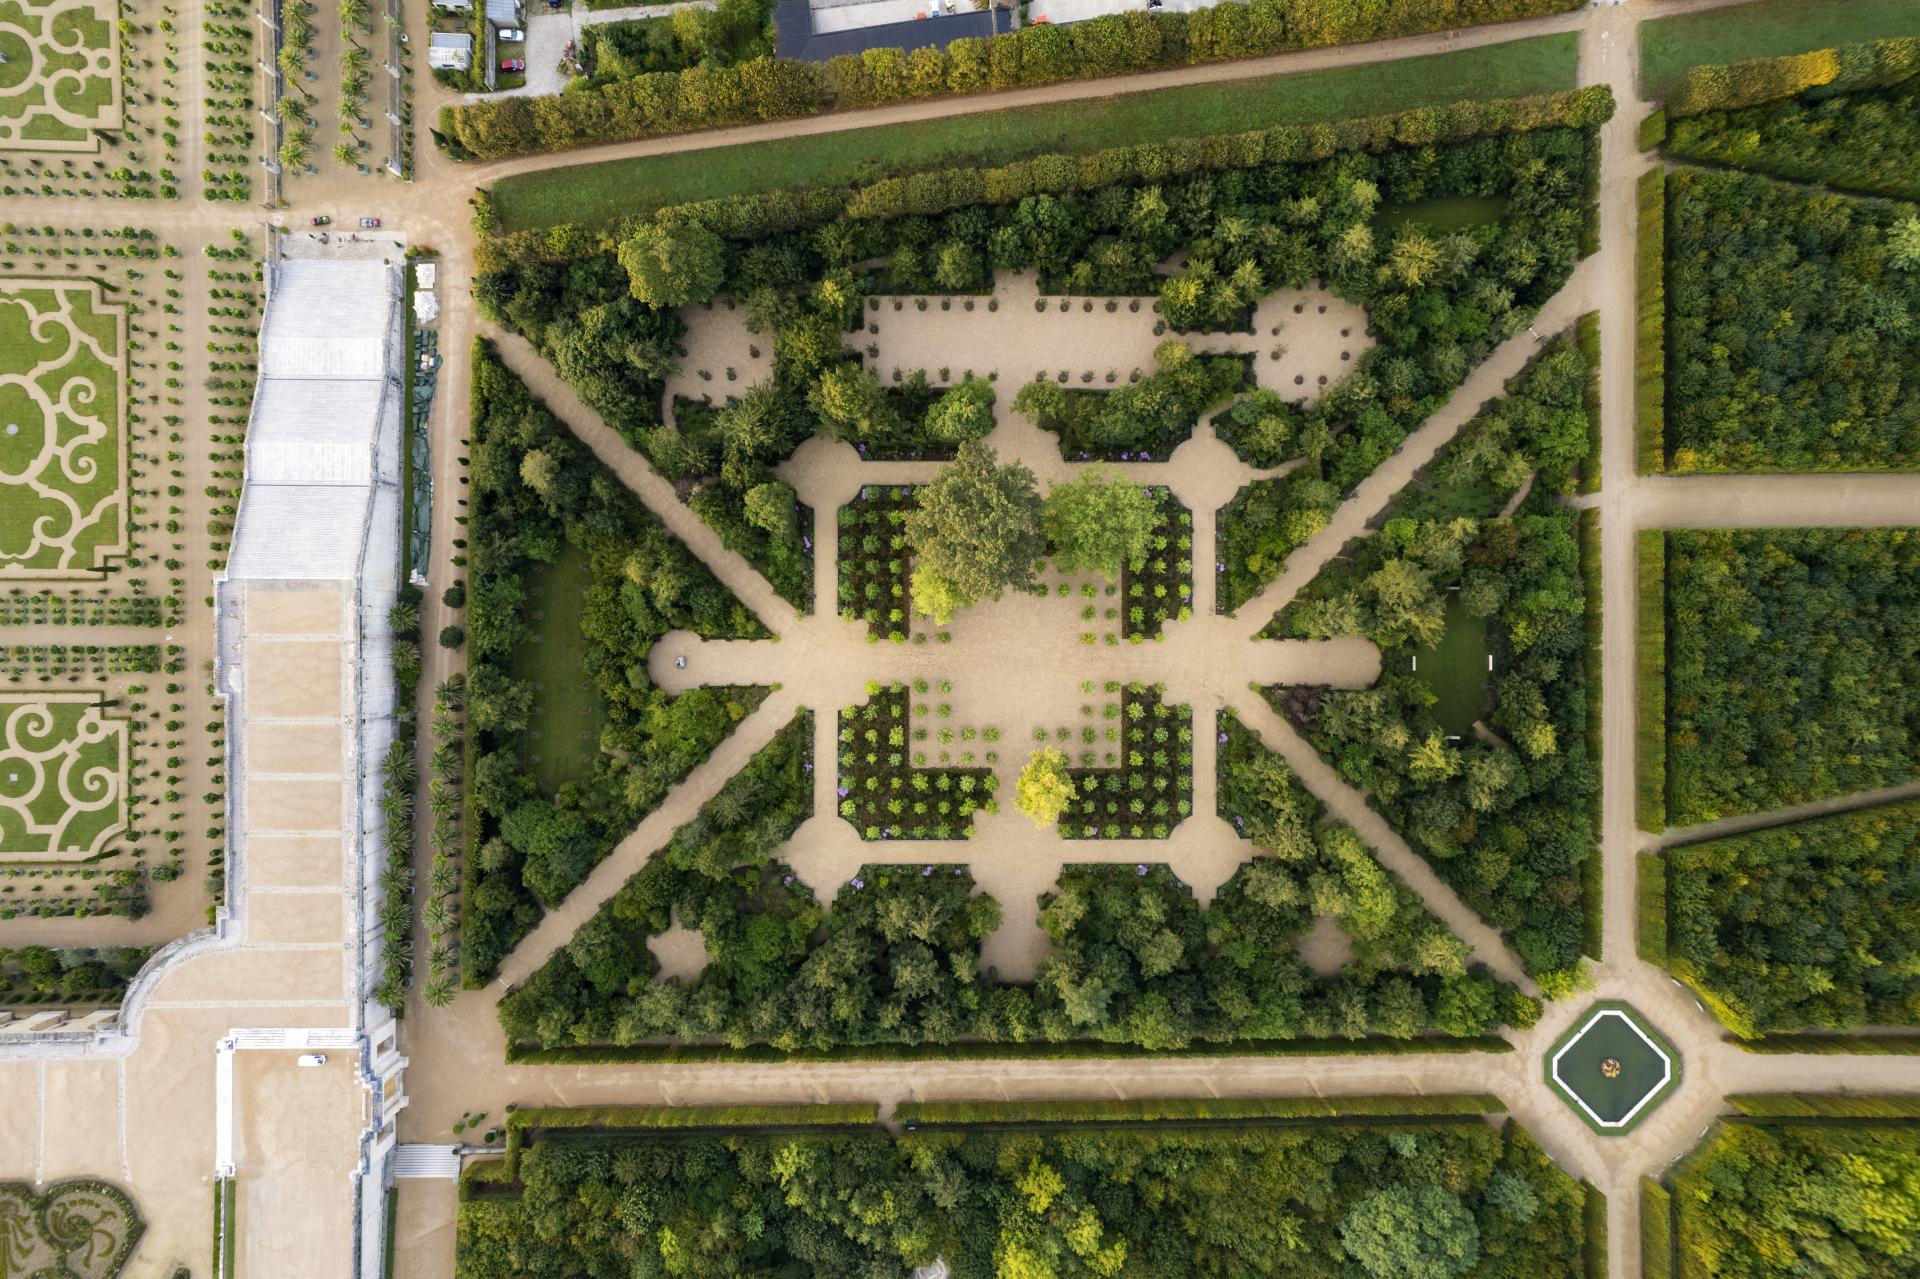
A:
[0,277,125,576]
[456,88,1615,1057]
[0,0,120,151]
[0,1178,144,1278]
[0,694,127,857]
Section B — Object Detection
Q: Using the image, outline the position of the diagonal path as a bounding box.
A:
[1230,258,1600,633]
[485,327,800,632]
[1226,692,1536,990]
[495,690,800,986]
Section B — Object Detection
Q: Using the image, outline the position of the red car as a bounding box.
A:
[500,58,524,71]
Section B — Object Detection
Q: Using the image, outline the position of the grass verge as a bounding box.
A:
[1640,1178,1673,1279]
[1636,853,1667,967]
[894,1095,1503,1127]
[1635,530,1666,833]
[1634,169,1665,475]
[1639,0,1920,100]
[490,34,1580,232]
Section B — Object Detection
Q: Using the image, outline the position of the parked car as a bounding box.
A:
[310,215,330,226]
[296,1054,328,1067]
[498,27,523,40]
[500,58,524,71]
[360,217,380,228]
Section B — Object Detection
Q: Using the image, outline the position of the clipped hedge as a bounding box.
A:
[474,86,1617,275]
[1580,506,1603,961]
[1667,35,1920,116]
[1583,1183,1608,1279]
[1727,1093,1920,1119]
[1638,107,1667,150]
[1635,530,1666,832]
[503,1104,878,1176]
[1641,1179,1673,1279]
[442,0,1586,160]
[1576,312,1602,494]
[1633,168,1664,475]
[1637,853,1667,967]
[894,1094,1504,1126]
[504,1034,1515,1065]
[1729,1033,1920,1055]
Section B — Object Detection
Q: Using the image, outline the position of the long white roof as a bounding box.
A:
[227,257,401,581]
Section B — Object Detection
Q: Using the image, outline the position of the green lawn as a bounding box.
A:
[1411,594,1490,738]
[1640,0,1920,100]
[512,542,606,796]
[490,33,1579,232]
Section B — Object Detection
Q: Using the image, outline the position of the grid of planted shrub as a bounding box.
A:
[838,485,916,641]
[1121,488,1194,640]
[1063,682,1193,838]
[837,682,995,839]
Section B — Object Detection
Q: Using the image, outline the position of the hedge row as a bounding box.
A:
[504,1104,879,1173]
[1576,311,1602,495]
[1633,168,1664,475]
[1582,1183,1608,1279]
[1640,1179,1673,1279]
[1635,530,1666,832]
[473,86,1617,274]
[1637,853,1668,967]
[1638,107,1667,150]
[892,1095,1505,1126]
[441,0,1585,160]
[503,1034,1515,1065]
[1726,1094,1920,1119]
[1728,1033,1920,1056]
[1579,506,1604,960]
[1667,35,1920,116]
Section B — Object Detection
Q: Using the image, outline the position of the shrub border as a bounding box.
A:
[1636,852,1667,967]
[1639,1178,1673,1279]
[893,1094,1504,1127]
[1633,168,1666,475]
[1726,1093,1920,1119]
[1727,1033,1920,1055]
[503,1034,1515,1065]
[1634,529,1666,832]
[1579,505,1603,959]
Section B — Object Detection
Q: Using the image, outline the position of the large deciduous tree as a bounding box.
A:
[903,441,1043,621]
[617,221,726,308]
[1041,464,1158,579]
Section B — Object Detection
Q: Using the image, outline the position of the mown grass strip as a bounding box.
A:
[1636,853,1667,967]
[1639,0,1920,100]
[490,33,1580,233]
[1635,530,1666,832]
[894,1095,1504,1127]
[1727,1094,1920,1119]
[1634,168,1665,475]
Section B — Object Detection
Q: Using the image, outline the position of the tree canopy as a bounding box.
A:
[1042,465,1160,580]
[903,441,1044,621]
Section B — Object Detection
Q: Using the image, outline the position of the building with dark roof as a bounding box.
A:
[774,0,1013,62]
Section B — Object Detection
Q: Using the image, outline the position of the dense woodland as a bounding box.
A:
[1663,528,1920,826]
[1265,335,1597,983]
[477,118,1599,625]
[1671,1122,1920,1279]
[461,349,770,984]
[1665,798,1920,1037]
[1662,167,1920,472]
[1666,70,1920,202]
[459,1118,1589,1278]
[499,691,1529,1052]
